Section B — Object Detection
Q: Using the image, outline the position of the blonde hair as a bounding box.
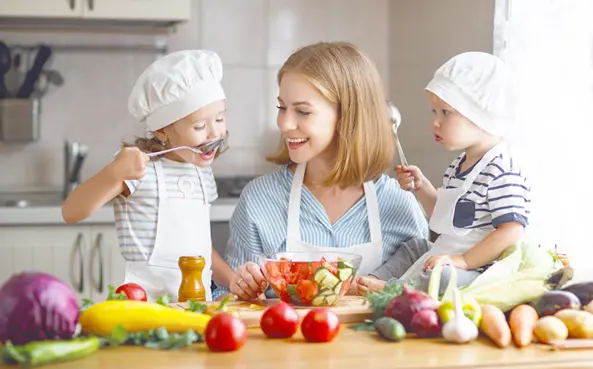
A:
[266,42,395,188]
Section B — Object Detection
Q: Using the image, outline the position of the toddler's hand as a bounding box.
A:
[424,254,468,271]
[395,165,424,192]
[355,275,386,295]
[112,147,149,181]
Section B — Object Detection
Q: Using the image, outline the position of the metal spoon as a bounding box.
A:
[388,102,415,191]
[147,138,224,157]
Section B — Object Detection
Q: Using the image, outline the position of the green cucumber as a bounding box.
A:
[311,295,326,306]
[314,267,340,290]
[337,261,355,281]
[333,282,343,294]
[325,294,338,305]
[338,260,354,269]
[338,267,353,281]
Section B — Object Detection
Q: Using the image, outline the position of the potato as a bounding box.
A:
[533,316,568,344]
[554,309,593,338]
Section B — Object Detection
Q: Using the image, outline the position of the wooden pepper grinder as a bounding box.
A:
[178,256,206,302]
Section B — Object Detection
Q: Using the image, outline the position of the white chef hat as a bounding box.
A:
[425,52,513,137]
[128,49,226,133]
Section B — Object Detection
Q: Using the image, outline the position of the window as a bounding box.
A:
[493,0,593,278]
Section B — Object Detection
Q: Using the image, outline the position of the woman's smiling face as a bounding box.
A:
[276,72,339,164]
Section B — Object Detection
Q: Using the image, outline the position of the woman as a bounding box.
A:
[213,42,429,300]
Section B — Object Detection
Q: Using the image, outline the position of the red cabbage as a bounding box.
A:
[0,272,80,345]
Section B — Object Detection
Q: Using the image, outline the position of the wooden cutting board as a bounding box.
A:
[171,296,374,328]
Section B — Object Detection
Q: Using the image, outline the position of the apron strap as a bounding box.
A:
[153,160,168,201]
[363,181,382,243]
[458,143,506,192]
[286,164,306,241]
[194,167,209,205]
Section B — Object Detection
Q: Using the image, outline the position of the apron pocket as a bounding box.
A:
[453,200,476,228]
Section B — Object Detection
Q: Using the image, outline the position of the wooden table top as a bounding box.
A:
[13,326,593,369]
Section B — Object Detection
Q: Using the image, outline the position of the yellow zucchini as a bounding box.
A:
[79,300,211,336]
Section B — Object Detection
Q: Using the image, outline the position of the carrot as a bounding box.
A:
[479,305,512,348]
[509,304,539,347]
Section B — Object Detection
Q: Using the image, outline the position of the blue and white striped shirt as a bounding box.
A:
[112,158,218,261]
[446,151,531,230]
[213,165,429,298]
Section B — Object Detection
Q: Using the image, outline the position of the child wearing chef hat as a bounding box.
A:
[357,52,531,295]
[62,49,234,302]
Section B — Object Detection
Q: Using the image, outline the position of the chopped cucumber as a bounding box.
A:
[333,282,343,294]
[314,267,340,290]
[318,288,333,296]
[325,294,338,305]
[338,267,353,281]
[338,260,354,269]
[311,295,326,306]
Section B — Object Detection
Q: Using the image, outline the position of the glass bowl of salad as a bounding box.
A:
[259,251,362,307]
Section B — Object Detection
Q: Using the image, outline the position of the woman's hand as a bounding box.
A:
[230,262,269,300]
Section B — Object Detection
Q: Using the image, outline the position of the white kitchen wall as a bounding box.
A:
[388,0,495,185]
[0,0,390,188]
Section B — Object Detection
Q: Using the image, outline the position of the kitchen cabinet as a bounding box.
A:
[0,0,81,18]
[82,0,191,21]
[0,225,125,302]
[0,0,190,22]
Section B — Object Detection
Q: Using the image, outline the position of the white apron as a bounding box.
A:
[286,164,383,276]
[400,144,505,281]
[123,160,213,302]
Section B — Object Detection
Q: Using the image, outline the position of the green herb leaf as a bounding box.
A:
[106,325,129,346]
[365,282,417,320]
[80,298,95,312]
[186,299,208,313]
[107,285,128,301]
[156,294,172,306]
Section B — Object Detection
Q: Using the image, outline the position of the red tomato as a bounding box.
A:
[309,261,322,279]
[205,313,247,352]
[321,260,338,276]
[265,262,281,278]
[260,302,300,338]
[115,283,147,301]
[278,258,290,276]
[288,262,310,284]
[297,279,318,305]
[301,308,340,343]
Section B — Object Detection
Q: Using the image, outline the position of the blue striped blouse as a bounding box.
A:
[213,165,429,298]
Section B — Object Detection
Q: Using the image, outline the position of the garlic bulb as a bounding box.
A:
[441,288,478,344]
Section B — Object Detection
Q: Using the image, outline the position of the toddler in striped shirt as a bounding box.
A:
[357,52,531,295]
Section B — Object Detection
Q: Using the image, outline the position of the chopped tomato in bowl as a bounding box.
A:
[259,252,362,307]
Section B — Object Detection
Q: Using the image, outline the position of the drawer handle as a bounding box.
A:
[70,233,84,293]
[90,233,104,294]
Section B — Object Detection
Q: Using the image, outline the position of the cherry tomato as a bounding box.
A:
[260,302,299,338]
[115,283,147,301]
[205,312,247,352]
[297,279,318,305]
[278,258,290,276]
[265,262,282,278]
[301,308,340,343]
